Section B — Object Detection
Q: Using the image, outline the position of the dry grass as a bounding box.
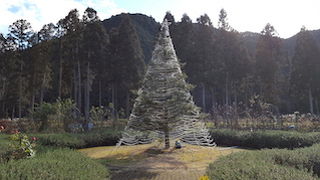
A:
[79,143,245,180]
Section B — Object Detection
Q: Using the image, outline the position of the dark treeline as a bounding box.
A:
[168,10,320,115]
[0,8,146,122]
[0,8,319,121]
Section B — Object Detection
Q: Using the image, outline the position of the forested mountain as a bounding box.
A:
[103,13,159,63]
[0,9,319,120]
[240,29,320,59]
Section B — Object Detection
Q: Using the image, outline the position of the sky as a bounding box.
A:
[1,0,320,38]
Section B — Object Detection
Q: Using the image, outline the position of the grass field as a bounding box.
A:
[79,143,245,180]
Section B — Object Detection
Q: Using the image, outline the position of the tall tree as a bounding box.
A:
[81,7,109,129]
[8,19,33,118]
[110,15,146,119]
[60,9,82,111]
[215,9,251,107]
[193,14,215,111]
[291,27,320,114]
[255,23,282,105]
[164,11,175,24]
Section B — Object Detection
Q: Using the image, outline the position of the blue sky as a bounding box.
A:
[1,0,320,38]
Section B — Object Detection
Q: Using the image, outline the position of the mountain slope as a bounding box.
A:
[103,13,160,63]
[240,29,320,58]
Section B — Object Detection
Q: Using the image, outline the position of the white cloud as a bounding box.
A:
[0,0,125,35]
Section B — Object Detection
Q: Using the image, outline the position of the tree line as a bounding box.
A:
[0,8,319,122]
[167,10,320,115]
[0,8,145,123]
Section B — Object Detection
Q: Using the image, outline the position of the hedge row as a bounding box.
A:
[207,144,320,180]
[0,149,109,180]
[32,128,121,149]
[210,129,320,149]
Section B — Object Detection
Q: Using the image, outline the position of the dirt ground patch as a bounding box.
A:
[79,143,244,180]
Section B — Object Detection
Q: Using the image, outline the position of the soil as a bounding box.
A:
[79,143,244,180]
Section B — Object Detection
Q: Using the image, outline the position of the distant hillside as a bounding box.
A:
[240,29,320,58]
[102,13,320,63]
[283,29,320,58]
[103,13,160,63]
[239,31,260,57]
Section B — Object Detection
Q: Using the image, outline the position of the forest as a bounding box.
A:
[2,6,320,180]
[0,8,320,123]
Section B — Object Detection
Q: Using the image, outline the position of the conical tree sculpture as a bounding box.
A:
[119,19,214,148]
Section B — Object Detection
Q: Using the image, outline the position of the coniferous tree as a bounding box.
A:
[164,11,175,24]
[255,23,281,105]
[81,7,110,129]
[8,19,33,118]
[193,14,215,111]
[60,9,82,110]
[291,27,320,114]
[215,9,251,107]
[110,15,146,119]
[120,19,214,148]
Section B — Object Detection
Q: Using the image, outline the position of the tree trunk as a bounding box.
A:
[201,83,206,112]
[40,74,46,105]
[73,68,78,105]
[99,80,102,107]
[126,90,130,118]
[164,124,170,149]
[12,106,15,120]
[84,62,90,131]
[315,98,319,115]
[40,86,44,105]
[77,60,82,112]
[309,87,314,114]
[225,73,229,106]
[31,90,35,112]
[211,88,216,110]
[18,62,22,119]
[111,82,118,127]
[58,39,63,98]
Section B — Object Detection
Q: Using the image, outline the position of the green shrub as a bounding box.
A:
[30,99,81,132]
[210,129,320,149]
[34,133,86,148]
[0,149,109,180]
[270,144,320,177]
[4,133,37,161]
[207,151,317,180]
[207,144,320,180]
[31,128,120,149]
[0,134,11,162]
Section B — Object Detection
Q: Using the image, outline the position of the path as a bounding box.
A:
[79,143,243,180]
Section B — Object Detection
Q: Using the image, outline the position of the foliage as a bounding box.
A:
[207,144,320,180]
[0,149,109,180]
[210,128,320,149]
[6,132,36,160]
[30,98,80,132]
[32,128,120,148]
[90,106,110,122]
[206,150,316,180]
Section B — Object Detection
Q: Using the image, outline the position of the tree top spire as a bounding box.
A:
[160,19,171,38]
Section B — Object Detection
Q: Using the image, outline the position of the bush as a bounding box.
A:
[30,99,81,132]
[207,144,320,179]
[210,129,320,149]
[0,149,109,180]
[207,150,317,180]
[32,128,120,149]
[4,132,37,161]
[271,144,320,177]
